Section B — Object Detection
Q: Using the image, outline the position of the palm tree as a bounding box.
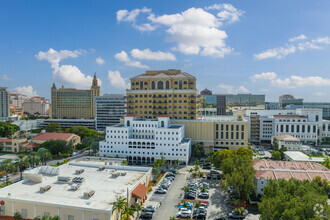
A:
[0,159,15,182]
[133,204,143,219]
[28,152,41,167]
[169,217,177,220]
[121,205,134,220]
[121,160,128,166]
[194,165,200,176]
[37,148,52,165]
[200,186,207,193]
[183,186,191,193]
[199,171,204,178]
[194,201,201,208]
[16,154,30,180]
[112,196,127,220]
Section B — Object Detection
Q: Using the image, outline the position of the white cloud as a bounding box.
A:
[131,49,176,61]
[255,35,330,60]
[205,3,244,23]
[238,86,249,93]
[36,48,101,88]
[251,72,330,88]
[13,85,37,97]
[254,45,296,60]
[116,7,156,32]
[289,34,307,42]
[118,4,243,57]
[96,57,105,65]
[114,50,149,68]
[218,84,234,93]
[1,75,12,81]
[250,72,277,82]
[108,70,130,90]
[314,92,325,96]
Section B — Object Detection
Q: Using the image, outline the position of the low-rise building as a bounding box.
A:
[272,135,302,151]
[253,160,330,195]
[283,151,326,163]
[0,138,28,153]
[0,158,152,220]
[99,115,191,165]
[37,119,96,130]
[171,112,249,153]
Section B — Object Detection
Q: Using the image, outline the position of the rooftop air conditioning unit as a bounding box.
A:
[72,177,85,183]
[120,172,127,176]
[40,185,51,192]
[58,176,71,182]
[75,169,84,174]
[70,184,81,191]
[84,190,95,197]
[112,173,120,178]
[98,166,105,171]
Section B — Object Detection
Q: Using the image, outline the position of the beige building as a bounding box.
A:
[0,138,28,153]
[22,96,50,116]
[127,69,197,119]
[272,134,302,151]
[9,94,27,107]
[51,74,100,119]
[0,158,152,220]
[171,112,249,153]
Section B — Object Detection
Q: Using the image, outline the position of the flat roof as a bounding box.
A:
[0,160,150,212]
[283,151,326,163]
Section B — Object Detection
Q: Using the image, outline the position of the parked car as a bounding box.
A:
[198,193,209,199]
[155,188,167,194]
[140,211,153,219]
[193,212,207,219]
[159,184,168,190]
[210,169,220,174]
[166,173,175,177]
[179,204,192,210]
[177,210,192,218]
[228,209,248,219]
[144,205,156,213]
[184,193,196,199]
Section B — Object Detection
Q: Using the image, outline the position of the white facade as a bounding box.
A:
[272,135,302,151]
[322,120,330,137]
[9,94,27,107]
[260,117,275,141]
[22,97,50,115]
[99,116,191,164]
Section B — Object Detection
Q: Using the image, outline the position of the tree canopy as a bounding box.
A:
[65,126,98,139]
[0,122,20,137]
[258,178,330,220]
[45,122,62,132]
[191,143,205,159]
[35,140,73,155]
[271,151,282,160]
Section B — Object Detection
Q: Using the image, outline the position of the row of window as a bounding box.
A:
[100,150,187,156]
[131,94,195,98]
[277,124,317,133]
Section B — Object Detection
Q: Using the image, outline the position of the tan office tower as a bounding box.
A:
[127,69,197,119]
[51,74,100,119]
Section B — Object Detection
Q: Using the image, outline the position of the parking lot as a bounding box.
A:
[142,166,260,220]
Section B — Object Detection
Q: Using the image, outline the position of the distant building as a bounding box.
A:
[226,94,265,114]
[265,102,279,110]
[200,88,212,95]
[9,104,24,118]
[51,74,100,119]
[253,160,329,195]
[283,151,326,163]
[9,94,27,107]
[100,116,191,165]
[279,94,303,109]
[0,138,28,153]
[22,96,50,115]
[37,118,96,130]
[272,135,302,151]
[95,94,126,131]
[0,87,10,121]
[127,69,197,119]
[303,102,330,118]
[202,94,227,115]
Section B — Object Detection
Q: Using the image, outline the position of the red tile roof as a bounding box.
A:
[24,143,40,149]
[255,170,275,180]
[132,183,148,199]
[0,139,12,143]
[33,132,76,141]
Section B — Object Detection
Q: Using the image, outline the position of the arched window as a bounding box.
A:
[179,80,182,89]
[165,80,170,89]
[161,121,165,127]
[151,81,156,89]
[157,81,164,89]
[127,120,130,127]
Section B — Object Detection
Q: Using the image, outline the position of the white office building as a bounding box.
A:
[99,116,191,165]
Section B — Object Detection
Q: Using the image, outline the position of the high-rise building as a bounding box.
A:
[51,74,100,119]
[226,94,265,113]
[95,94,127,131]
[23,96,50,115]
[0,87,10,121]
[127,69,197,119]
[9,94,27,107]
[279,94,303,109]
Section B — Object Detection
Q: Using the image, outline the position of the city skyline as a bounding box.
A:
[1,0,330,102]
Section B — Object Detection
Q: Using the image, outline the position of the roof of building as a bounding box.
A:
[273,115,307,118]
[33,132,77,141]
[132,183,148,199]
[274,135,300,142]
[0,138,12,143]
[0,160,151,212]
[254,160,330,181]
[131,70,195,80]
[283,151,326,163]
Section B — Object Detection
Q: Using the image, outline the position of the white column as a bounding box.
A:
[11,201,14,216]
[82,210,85,220]
[34,204,37,217]
[57,207,60,217]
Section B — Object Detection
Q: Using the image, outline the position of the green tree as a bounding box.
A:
[16,154,30,180]
[194,164,200,176]
[91,142,99,156]
[36,140,73,155]
[258,178,330,220]
[28,152,41,167]
[133,204,143,219]
[65,126,98,139]
[121,160,128,166]
[321,157,330,169]
[0,159,16,182]
[169,216,177,220]
[200,186,207,193]
[212,149,233,168]
[183,186,191,193]
[82,136,95,147]
[112,196,127,220]
[192,143,205,159]
[271,151,282,161]
[37,148,52,165]
[0,121,18,137]
[45,122,62,132]
[13,211,22,220]
[121,205,134,220]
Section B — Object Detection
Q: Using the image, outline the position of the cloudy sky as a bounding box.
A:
[1,0,330,101]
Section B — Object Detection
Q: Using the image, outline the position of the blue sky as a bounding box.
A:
[1,0,330,102]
